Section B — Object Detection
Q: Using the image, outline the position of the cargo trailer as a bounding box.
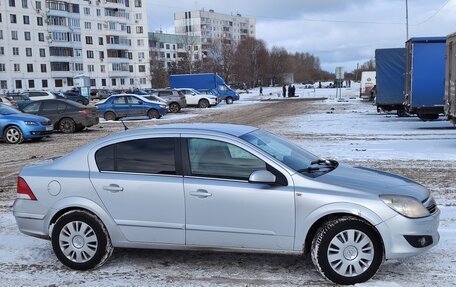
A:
[445,33,456,125]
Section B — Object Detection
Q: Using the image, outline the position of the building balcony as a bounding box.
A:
[50,70,78,78]
[107,43,131,50]
[108,70,130,78]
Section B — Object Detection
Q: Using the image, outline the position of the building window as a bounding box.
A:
[137,39,144,46]
[35,1,41,10]
[0,47,4,55]
[138,65,145,72]
[134,0,142,7]
[21,0,28,8]
[10,14,17,24]
[0,64,5,72]
[9,0,16,7]
[100,65,105,73]
[101,79,106,86]
[55,79,63,87]
[98,37,103,45]
[88,65,94,72]
[130,78,134,85]
[97,23,102,30]
[87,50,94,58]
[86,36,93,44]
[12,47,19,55]
[0,80,7,89]
[28,80,34,88]
[24,32,31,41]
[0,30,2,40]
[23,15,29,24]
[37,17,43,26]
[0,13,2,23]
[40,64,47,72]
[38,32,44,41]
[27,64,33,72]
[166,44,170,49]
[90,79,96,87]
[96,9,101,16]
[14,64,20,71]
[99,51,104,59]
[42,79,48,88]
[15,80,22,89]
[136,26,143,34]
[75,63,83,71]
[84,21,91,29]
[129,65,133,72]
[39,48,45,57]
[26,48,32,56]
[11,31,18,40]
[67,77,73,86]
[84,7,90,15]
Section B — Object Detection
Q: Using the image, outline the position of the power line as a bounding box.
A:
[411,0,451,26]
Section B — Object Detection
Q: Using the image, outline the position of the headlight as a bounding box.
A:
[24,121,38,126]
[380,195,430,218]
[160,104,167,109]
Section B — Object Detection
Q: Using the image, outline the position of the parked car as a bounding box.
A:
[95,94,167,120]
[91,89,112,100]
[1,93,32,109]
[52,92,89,106]
[176,88,219,108]
[0,103,53,144]
[20,99,98,133]
[148,89,187,113]
[21,91,57,101]
[12,123,439,284]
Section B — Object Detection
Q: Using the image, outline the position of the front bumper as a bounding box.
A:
[376,208,440,259]
[23,125,53,139]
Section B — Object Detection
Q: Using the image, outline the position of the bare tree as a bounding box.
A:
[269,46,291,85]
[149,36,168,88]
[176,35,202,74]
[233,37,269,88]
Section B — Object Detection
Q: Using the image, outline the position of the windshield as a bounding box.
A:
[240,129,319,172]
[0,104,20,115]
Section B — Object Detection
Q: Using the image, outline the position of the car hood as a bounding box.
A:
[313,164,429,201]
[5,113,50,123]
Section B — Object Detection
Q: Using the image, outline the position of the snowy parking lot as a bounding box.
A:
[1,86,456,286]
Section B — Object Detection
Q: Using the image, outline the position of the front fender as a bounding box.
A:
[46,196,127,245]
[294,202,384,251]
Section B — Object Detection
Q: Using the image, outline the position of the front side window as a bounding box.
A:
[95,138,176,175]
[187,138,266,180]
[22,101,41,113]
[113,96,127,104]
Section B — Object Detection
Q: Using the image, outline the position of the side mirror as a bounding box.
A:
[249,170,276,184]
[138,100,143,105]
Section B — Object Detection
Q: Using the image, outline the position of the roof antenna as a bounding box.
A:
[120,119,128,131]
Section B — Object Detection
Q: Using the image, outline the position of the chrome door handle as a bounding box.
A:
[103,184,124,193]
[189,189,212,198]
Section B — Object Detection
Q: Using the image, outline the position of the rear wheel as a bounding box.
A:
[311,217,383,285]
[418,113,439,121]
[59,118,76,133]
[4,126,24,144]
[226,97,233,104]
[198,99,210,108]
[169,102,181,113]
[104,111,116,121]
[51,210,113,270]
[147,109,160,119]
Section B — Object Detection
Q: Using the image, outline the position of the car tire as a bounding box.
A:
[75,126,85,132]
[3,125,24,144]
[226,97,233,104]
[104,111,116,121]
[417,113,439,121]
[311,216,383,285]
[59,118,76,133]
[51,210,113,270]
[169,102,181,113]
[147,109,160,119]
[198,99,210,108]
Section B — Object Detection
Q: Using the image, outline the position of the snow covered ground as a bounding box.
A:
[1,84,456,286]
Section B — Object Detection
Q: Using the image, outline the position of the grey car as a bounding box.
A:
[13,124,439,285]
[149,89,187,113]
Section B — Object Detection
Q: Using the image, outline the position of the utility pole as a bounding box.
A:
[405,0,409,40]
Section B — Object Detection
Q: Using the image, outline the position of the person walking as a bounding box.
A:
[287,85,292,98]
[259,86,263,96]
[282,85,286,97]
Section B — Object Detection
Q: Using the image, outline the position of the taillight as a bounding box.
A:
[80,109,90,117]
[17,177,37,200]
[180,96,186,100]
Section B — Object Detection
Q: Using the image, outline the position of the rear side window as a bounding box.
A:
[159,91,172,97]
[95,138,176,175]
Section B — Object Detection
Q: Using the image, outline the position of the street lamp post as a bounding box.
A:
[406,0,409,40]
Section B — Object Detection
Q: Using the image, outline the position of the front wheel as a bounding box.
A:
[147,109,160,119]
[4,126,24,144]
[311,217,383,285]
[51,210,113,270]
[226,97,233,104]
[198,99,210,108]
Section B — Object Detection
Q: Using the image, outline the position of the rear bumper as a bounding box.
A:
[80,117,99,127]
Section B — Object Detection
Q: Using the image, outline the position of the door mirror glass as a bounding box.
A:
[248,170,276,184]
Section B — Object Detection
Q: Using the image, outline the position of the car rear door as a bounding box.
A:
[182,135,296,251]
[40,100,63,125]
[88,136,185,244]
[112,96,129,118]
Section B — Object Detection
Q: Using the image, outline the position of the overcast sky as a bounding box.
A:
[147,0,456,72]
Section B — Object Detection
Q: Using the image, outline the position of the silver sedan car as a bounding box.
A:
[13,124,439,285]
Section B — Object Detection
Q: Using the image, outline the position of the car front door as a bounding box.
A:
[183,136,295,251]
[89,136,185,244]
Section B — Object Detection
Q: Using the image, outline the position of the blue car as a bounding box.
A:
[0,103,53,144]
[95,94,167,121]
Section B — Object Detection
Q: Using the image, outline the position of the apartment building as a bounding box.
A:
[0,0,149,93]
[148,31,201,69]
[174,9,256,58]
